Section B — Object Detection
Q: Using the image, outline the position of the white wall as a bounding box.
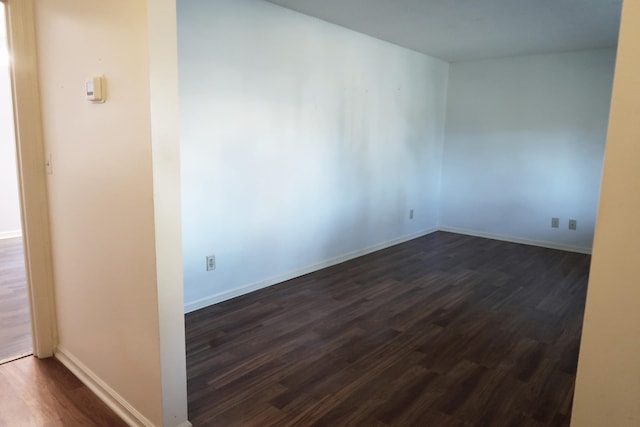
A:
[34,0,188,425]
[0,6,21,239]
[147,0,190,424]
[178,0,449,310]
[572,1,640,425]
[440,49,616,253]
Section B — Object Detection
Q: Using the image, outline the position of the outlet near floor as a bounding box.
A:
[206,255,216,271]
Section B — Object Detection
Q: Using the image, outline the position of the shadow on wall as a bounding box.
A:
[439,49,616,252]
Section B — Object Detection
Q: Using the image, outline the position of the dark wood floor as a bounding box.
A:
[0,237,32,363]
[186,231,590,426]
[0,355,127,426]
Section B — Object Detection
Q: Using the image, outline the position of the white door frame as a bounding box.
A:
[3,0,57,358]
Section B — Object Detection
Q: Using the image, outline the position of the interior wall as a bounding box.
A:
[0,7,21,238]
[178,0,449,310]
[34,0,166,424]
[572,0,640,425]
[147,0,190,424]
[440,49,616,253]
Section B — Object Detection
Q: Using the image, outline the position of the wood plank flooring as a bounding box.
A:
[0,237,32,363]
[0,241,125,426]
[186,231,591,426]
[0,355,127,426]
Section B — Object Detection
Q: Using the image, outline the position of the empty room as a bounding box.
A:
[5,0,640,426]
[178,0,619,425]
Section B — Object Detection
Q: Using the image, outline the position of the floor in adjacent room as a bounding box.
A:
[0,237,32,364]
[186,231,590,426]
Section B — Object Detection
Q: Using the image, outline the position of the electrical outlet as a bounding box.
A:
[551,218,559,228]
[206,255,216,271]
[409,209,414,220]
[569,219,577,230]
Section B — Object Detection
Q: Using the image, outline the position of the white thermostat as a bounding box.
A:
[86,76,105,103]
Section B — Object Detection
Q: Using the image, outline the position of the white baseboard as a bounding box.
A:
[184,227,439,313]
[0,229,22,240]
[184,225,590,314]
[438,226,592,254]
[55,346,159,427]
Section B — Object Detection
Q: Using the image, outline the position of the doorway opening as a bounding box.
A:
[0,1,32,364]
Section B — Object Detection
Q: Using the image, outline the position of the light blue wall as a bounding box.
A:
[440,49,616,252]
[178,0,616,312]
[178,0,449,311]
